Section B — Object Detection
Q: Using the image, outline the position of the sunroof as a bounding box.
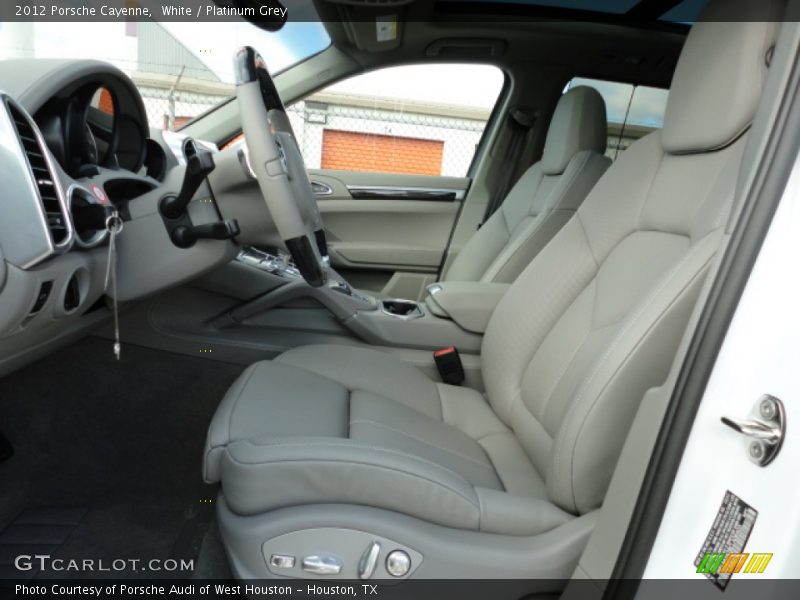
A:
[438,0,705,23]
[441,0,640,13]
[481,0,640,13]
[658,0,706,23]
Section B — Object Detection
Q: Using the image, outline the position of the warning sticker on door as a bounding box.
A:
[694,490,764,590]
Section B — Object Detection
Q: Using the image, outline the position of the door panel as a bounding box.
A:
[310,169,470,297]
[288,63,504,298]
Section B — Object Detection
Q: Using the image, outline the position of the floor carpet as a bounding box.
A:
[0,336,243,579]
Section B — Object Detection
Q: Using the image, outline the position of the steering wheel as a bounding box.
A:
[234,46,328,287]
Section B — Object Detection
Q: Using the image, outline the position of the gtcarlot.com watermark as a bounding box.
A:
[14,554,194,573]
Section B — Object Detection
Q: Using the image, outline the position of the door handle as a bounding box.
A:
[721,395,785,466]
[311,180,333,196]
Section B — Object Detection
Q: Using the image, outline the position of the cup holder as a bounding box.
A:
[381,299,423,320]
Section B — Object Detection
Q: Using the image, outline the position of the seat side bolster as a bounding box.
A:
[220,438,481,530]
[475,487,573,535]
[203,362,261,483]
[484,151,611,284]
[548,232,721,513]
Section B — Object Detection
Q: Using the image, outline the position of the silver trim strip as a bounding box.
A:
[67,184,110,249]
[35,104,75,256]
[346,184,466,201]
[0,94,74,268]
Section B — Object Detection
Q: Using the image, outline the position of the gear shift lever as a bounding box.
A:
[328,278,353,296]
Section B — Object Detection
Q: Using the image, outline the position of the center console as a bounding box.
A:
[380,299,424,320]
[221,249,509,355]
[237,246,302,279]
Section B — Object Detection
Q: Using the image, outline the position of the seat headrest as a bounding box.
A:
[662,0,783,154]
[541,86,607,175]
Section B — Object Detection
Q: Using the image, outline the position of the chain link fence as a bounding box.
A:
[138,87,493,177]
[136,80,492,178]
[137,87,492,179]
[137,83,231,131]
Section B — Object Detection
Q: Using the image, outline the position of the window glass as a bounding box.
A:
[659,0,707,23]
[289,64,505,177]
[0,13,330,131]
[566,77,669,158]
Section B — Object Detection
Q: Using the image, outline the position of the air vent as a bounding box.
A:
[7,101,70,247]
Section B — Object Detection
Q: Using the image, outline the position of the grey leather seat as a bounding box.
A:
[443,85,610,283]
[205,8,778,581]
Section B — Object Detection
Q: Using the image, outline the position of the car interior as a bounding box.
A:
[0,0,795,592]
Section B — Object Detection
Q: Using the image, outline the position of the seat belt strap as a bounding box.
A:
[480,108,537,228]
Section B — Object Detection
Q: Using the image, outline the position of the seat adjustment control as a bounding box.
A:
[269,554,295,569]
[302,555,343,576]
[358,541,381,580]
[386,550,411,577]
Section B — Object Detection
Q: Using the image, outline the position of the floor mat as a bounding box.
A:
[0,507,86,580]
[0,336,244,579]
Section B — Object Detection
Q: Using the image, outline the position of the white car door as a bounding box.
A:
[644,156,800,586]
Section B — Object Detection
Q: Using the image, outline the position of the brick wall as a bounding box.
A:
[97,88,115,115]
[321,129,444,176]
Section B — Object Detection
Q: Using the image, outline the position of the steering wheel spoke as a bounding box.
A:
[234,46,329,287]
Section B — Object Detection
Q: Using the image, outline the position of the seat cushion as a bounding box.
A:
[204,345,572,535]
[348,392,503,490]
[277,343,443,418]
[204,360,350,483]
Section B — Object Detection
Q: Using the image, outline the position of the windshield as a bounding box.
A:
[0,15,330,130]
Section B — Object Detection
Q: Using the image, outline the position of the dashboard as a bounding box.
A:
[0,58,240,375]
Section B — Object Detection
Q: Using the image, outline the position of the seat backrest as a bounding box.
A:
[481,7,781,515]
[444,86,610,283]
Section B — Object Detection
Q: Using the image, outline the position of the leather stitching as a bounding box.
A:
[235,438,478,494]
[227,440,480,508]
[349,418,498,474]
